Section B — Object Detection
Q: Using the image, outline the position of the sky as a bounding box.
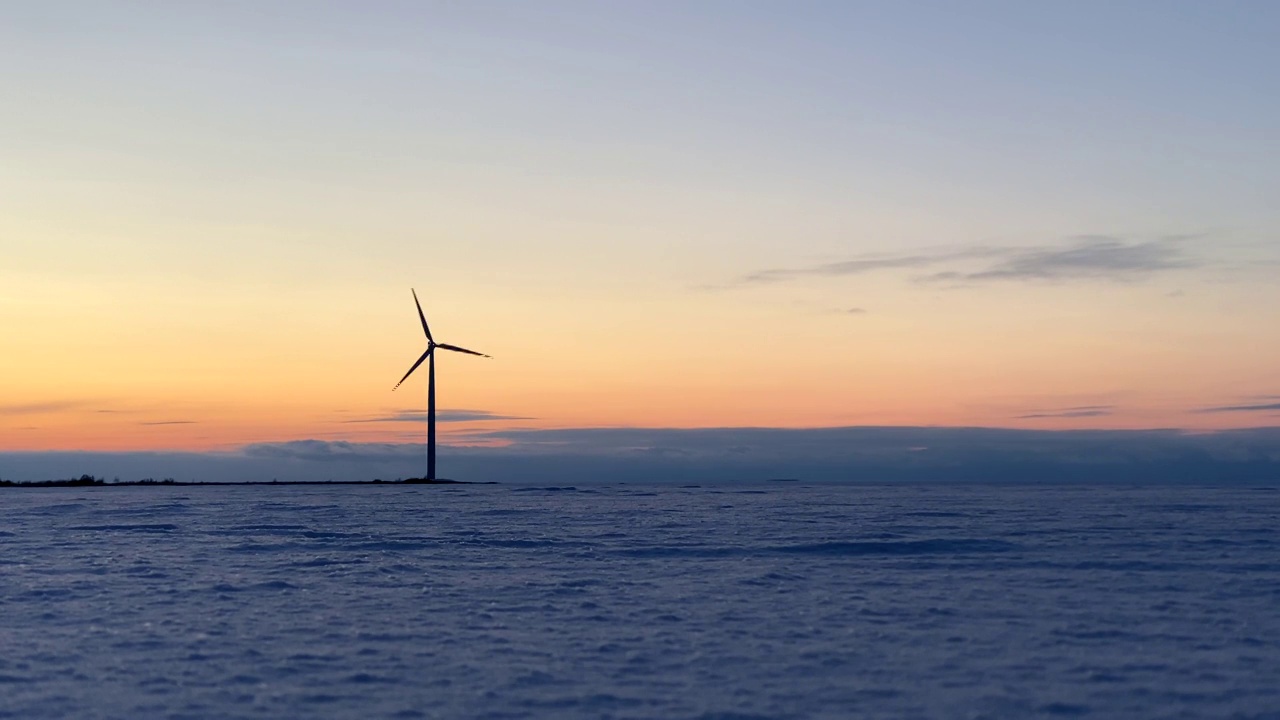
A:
[2,2,1279,480]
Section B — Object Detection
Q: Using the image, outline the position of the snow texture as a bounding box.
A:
[1,482,1278,719]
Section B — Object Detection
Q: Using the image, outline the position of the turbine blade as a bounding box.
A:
[411,288,433,343]
[393,348,433,390]
[435,343,490,358]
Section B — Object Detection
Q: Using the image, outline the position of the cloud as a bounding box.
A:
[1016,405,1115,419]
[6,426,1280,484]
[454,425,1280,471]
[139,420,198,426]
[921,236,1198,283]
[342,409,532,423]
[240,439,423,463]
[0,401,90,416]
[739,236,1202,287]
[743,247,1002,284]
[1196,401,1280,414]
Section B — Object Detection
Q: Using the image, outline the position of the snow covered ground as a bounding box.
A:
[2,482,1277,719]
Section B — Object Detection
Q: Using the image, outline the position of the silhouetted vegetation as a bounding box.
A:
[1,474,106,488]
[1,474,488,488]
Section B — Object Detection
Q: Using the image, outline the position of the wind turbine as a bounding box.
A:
[393,289,489,481]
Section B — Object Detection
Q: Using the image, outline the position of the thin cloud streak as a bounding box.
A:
[739,236,1203,287]
[743,247,1004,284]
[139,420,198,426]
[1016,405,1115,419]
[1196,402,1280,414]
[921,236,1198,284]
[342,409,532,424]
[0,401,91,416]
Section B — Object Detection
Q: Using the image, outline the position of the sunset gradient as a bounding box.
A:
[3,2,1279,455]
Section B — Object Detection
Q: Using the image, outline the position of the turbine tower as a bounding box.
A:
[393,289,489,480]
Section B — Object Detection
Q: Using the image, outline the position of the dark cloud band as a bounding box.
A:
[5,426,1278,484]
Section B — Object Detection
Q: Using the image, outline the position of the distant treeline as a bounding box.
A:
[0,475,460,487]
[0,475,177,488]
